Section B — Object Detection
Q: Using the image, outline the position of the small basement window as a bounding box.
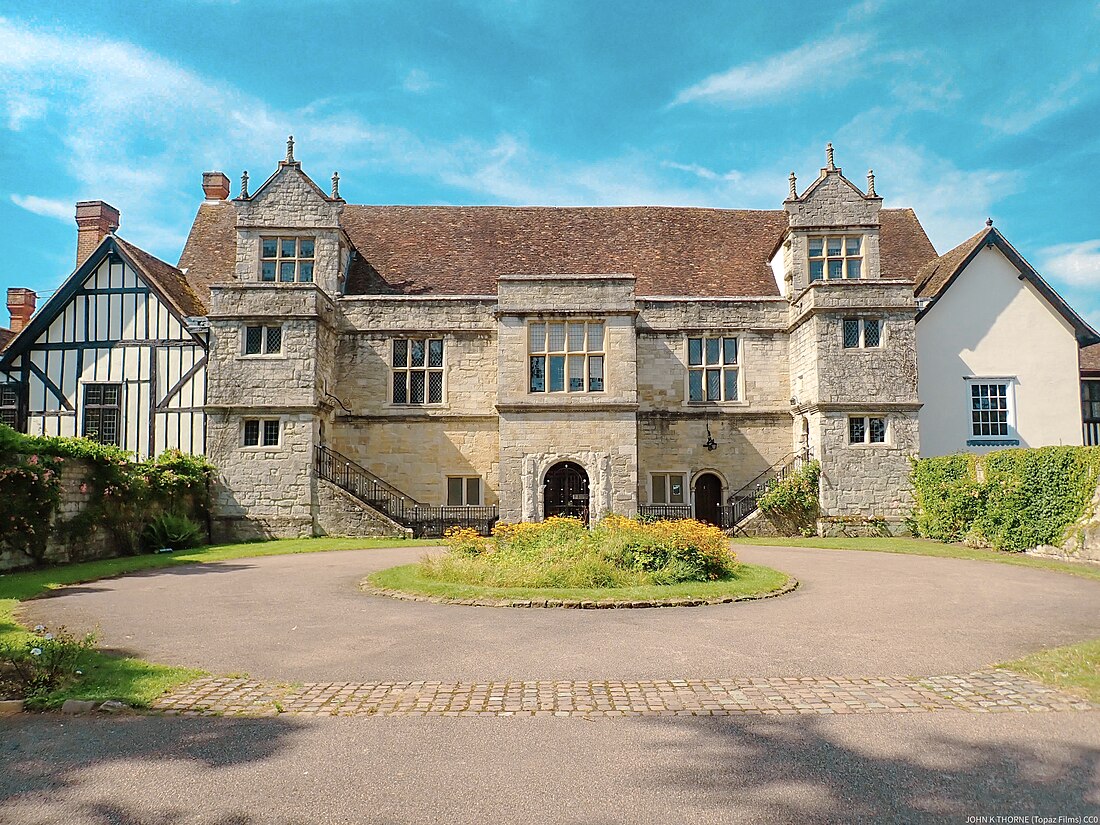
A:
[446,476,482,506]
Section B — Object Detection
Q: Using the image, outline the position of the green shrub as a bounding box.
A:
[0,624,96,699]
[0,424,215,565]
[428,516,739,589]
[142,513,204,552]
[757,460,821,536]
[910,447,1100,551]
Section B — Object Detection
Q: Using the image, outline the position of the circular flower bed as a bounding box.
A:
[366,516,794,607]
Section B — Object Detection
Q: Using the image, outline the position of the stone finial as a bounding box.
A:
[986,217,994,227]
[331,171,341,200]
[286,135,295,162]
[867,169,876,197]
[240,170,250,199]
[788,171,798,199]
[826,142,836,170]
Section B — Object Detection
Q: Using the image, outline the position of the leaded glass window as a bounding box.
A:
[842,318,882,349]
[243,418,281,447]
[243,324,282,355]
[528,320,604,393]
[392,338,445,405]
[0,384,20,429]
[687,336,739,402]
[82,383,122,446]
[849,415,887,445]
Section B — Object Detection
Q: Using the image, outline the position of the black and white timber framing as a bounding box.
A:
[0,236,207,458]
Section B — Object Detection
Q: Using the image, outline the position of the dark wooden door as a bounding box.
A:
[544,462,590,524]
[694,473,721,526]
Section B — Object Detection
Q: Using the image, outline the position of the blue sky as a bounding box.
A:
[1,0,1098,327]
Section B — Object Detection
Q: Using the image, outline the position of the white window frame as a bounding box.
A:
[391,338,446,406]
[446,476,483,507]
[260,236,315,283]
[241,417,282,449]
[847,415,889,446]
[241,323,284,357]
[649,471,687,505]
[809,235,864,282]
[964,378,1018,444]
[841,318,883,349]
[527,320,605,394]
[685,335,742,404]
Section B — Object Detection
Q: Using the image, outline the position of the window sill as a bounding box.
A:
[966,438,1020,447]
[239,445,282,452]
[684,401,749,408]
[847,442,891,448]
[237,355,287,361]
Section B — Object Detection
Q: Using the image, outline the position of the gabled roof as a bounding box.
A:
[1082,343,1100,376]
[179,201,937,298]
[915,225,1100,346]
[0,236,202,368]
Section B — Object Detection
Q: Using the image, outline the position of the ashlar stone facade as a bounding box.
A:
[201,143,926,539]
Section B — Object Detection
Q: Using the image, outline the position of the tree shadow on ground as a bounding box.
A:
[637,713,1100,823]
[0,715,302,824]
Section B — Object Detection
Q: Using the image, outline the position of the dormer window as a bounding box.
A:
[261,237,314,283]
[809,235,862,281]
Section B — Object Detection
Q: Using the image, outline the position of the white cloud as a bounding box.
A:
[402,69,438,94]
[10,194,71,222]
[983,62,1100,135]
[672,35,870,107]
[1038,240,1100,287]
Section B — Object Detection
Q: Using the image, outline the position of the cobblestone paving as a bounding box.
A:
[151,670,1095,718]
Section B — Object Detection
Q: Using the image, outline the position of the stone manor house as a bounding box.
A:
[2,141,1096,539]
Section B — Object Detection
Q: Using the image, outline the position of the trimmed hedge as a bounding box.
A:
[909,446,1100,551]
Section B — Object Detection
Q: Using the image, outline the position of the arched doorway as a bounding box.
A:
[694,472,722,526]
[543,461,590,524]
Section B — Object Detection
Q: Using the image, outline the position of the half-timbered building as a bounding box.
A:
[0,201,209,458]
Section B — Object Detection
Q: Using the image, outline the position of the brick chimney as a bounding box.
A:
[202,171,231,200]
[7,288,36,333]
[75,200,120,267]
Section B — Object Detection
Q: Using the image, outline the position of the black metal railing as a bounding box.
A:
[723,450,812,531]
[637,504,693,521]
[315,445,498,537]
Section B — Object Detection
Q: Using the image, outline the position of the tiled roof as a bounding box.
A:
[178,202,937,298]
[1082,343,1100,375]
[0,327,13,351]
[177,202,237,309]
[113,237,205,318]
[914,227,987,299]
[914,225,1099,346]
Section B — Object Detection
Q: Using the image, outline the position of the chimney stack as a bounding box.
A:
[202,171,231,200]
[7,288,36,333]
[75,201,120,267]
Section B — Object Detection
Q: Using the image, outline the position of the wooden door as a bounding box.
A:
[694,473,721,526]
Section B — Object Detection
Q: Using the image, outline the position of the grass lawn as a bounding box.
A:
[1000,639,1100,704]
[0,536,435,708]
[734,536,1100,582]
[368,562,791,604]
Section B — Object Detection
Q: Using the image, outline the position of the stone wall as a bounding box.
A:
[314,478,410,538]
[1,459,133,572]
[498,410,637,523]
[636,414,791,504]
